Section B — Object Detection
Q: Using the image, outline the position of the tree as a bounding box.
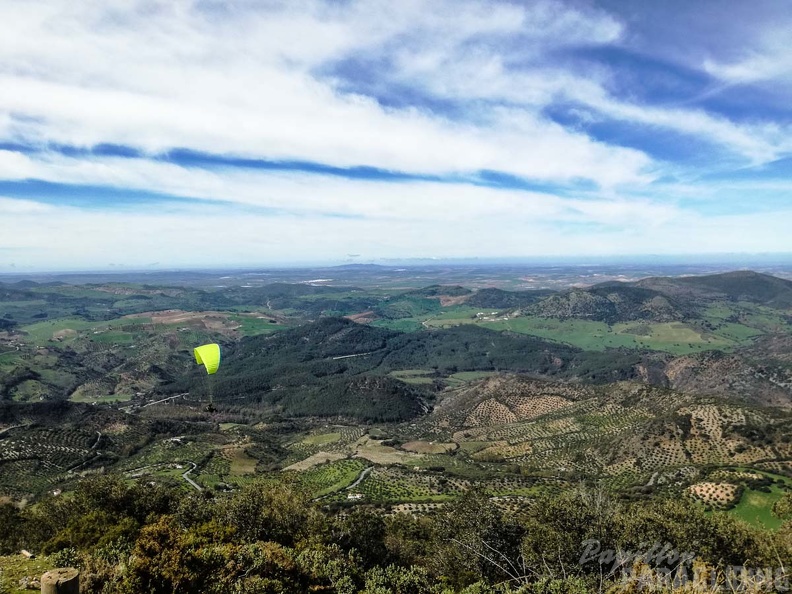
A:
[430,490,525,588]
[336,508,389,569]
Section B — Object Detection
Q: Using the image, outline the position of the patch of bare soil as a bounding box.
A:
[687,482,739,507]
[346,311,377,323]
[438,295,471,306]
[401,441,458,454]
[53,329,77,339]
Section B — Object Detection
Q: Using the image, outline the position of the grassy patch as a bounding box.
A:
[227,447,258,475]
[732,303,791,331]
[0,554,53,594]
[219,423,244,431]
[302,432,342,446]
[457,441,491,454]
[431,306,484,321]
[389,369,435,385]
[429,314,744,354]
[447,371,498,383]
[296,458,367,497]
[370,319,424,332]
[729,484,787,530]
[68,393,132,404]
[229,314,285,336]
[481,317,630,350]
[19,318,101,344]
[0,352,22,370]
[401,441,457,454]
[709,322,764,342]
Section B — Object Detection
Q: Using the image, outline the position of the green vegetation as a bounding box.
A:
[0,553,51,594]
[295,458,367,497]
[68,393,132,404]
[389,369,436,384]
[2,270,792,593]
[302,432,342,446]
[446,371,499,384]
[0,477,788,594]
[731,484,788,530]
[20,318,109,344]
[481,317,625,350]
[228,313,285,336]
[371,318,425,332]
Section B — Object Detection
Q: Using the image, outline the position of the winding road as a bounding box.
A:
[182,462,202,491]
[346,466,372,491]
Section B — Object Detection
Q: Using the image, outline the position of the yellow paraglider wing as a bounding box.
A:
[194,343,221,375]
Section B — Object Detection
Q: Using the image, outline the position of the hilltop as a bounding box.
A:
[636,270,792,308]
[524,271,792,323]
[526,285,687,323]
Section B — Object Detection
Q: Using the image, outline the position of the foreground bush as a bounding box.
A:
[0,478,789,593]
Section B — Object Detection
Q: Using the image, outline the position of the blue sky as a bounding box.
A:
[0,0,791,270]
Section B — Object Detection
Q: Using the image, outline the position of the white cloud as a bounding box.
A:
[576,90,790,165]
[0,0,652,188]
[0,150,38,179]
[378,29,792,166]
[0,196,54,214]
[3,150,667,225]
[1,0,788,179]
[703,25,792,85]
[0,196,789,271]
[0,0,791,269]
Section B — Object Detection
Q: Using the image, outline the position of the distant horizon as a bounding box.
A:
[3,252,792,277]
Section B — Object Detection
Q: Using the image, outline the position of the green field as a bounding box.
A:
[446,371,499,384]
[397,300,779,354]
[708,322,764,342]
[730,485,787,530]
[482,317,638,350]
[19,318,106,344]
[430,307,484,321]
[19,317,152,345]
[702,302,790,335]
[69,393,133,404]
[228,447,258,475]
[219,423,244,431]
[389,369,436,384]
[302,432,342,446]
[723,468,792,530]
[614,321,735,353]
[295,458,367,497]
[445,316,743,354]
[371,318,425,332]
[229,314,286,336]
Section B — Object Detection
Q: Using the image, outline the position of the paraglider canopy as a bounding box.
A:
[194,343,221,375]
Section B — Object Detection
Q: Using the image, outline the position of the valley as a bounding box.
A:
[1,265,791,539]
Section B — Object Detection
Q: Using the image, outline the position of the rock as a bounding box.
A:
[41,568,79,594]
[17,576,41,590]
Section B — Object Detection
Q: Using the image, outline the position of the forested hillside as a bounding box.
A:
[165,318,644,420]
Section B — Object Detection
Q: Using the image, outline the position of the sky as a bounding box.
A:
[1,0,791,271]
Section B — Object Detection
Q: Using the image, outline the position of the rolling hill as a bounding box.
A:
[167,317,649,421]
[636,270,792,308]
[525,285,687,323]
[519,271,792,324]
